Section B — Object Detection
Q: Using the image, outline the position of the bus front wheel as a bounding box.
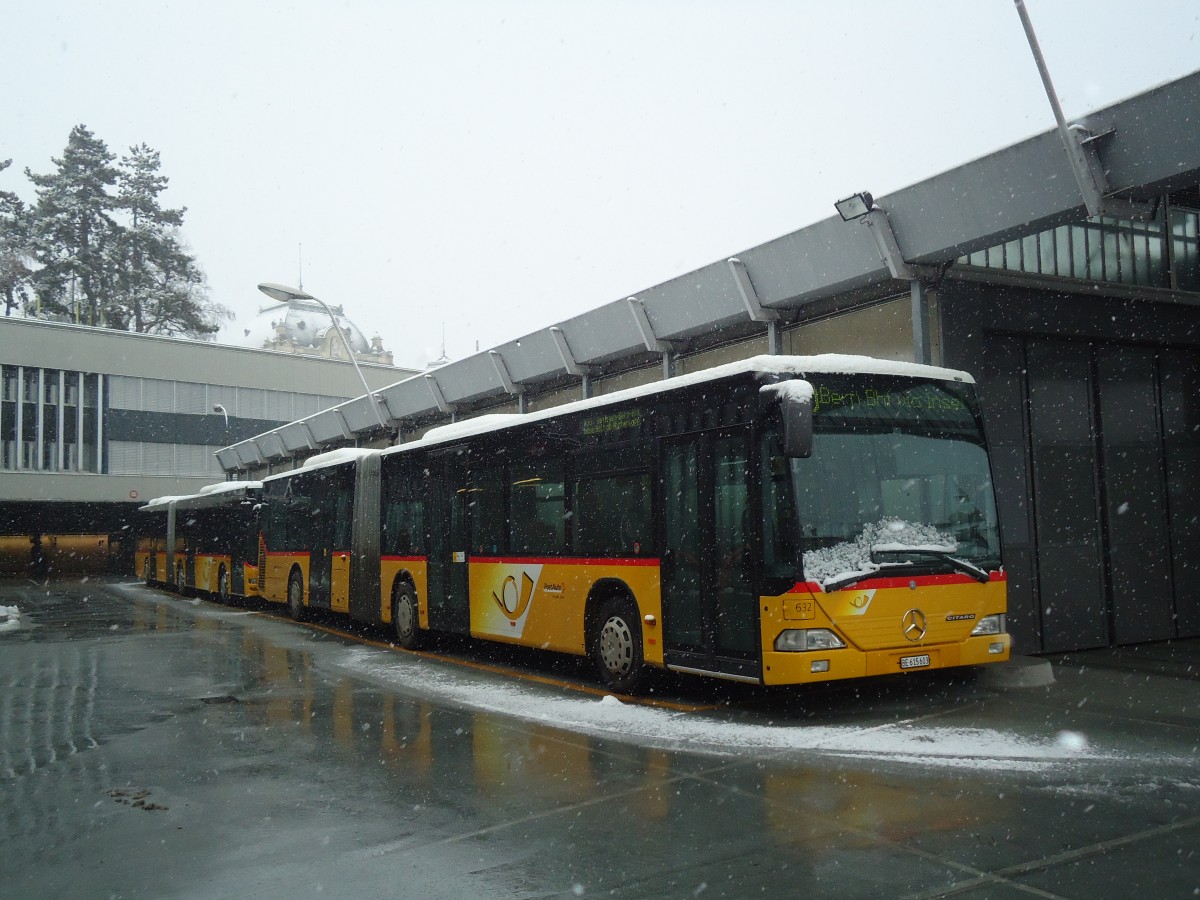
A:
[391,582,424,650]
[287,571,306,621]
[592,598,645,694]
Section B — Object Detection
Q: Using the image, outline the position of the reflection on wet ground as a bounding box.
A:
[1,576,1197,899]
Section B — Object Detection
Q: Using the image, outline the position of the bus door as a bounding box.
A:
[661,430,760,681]
[329,467,354,614]
[425,451,471,634]
[308,470,335,611]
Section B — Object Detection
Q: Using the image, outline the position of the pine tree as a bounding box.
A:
[0,159,34,317]
[25,124,120,326]
[111,143,228,336]
[22,127,228,338]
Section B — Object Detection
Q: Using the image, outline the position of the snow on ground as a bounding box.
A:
[0,606,22,634]
[118,584,1146,774]
[337,646,1117,773]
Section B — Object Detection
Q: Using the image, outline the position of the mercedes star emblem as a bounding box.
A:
[902,608,928,642]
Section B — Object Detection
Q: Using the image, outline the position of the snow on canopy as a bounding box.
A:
[802,518,957,586]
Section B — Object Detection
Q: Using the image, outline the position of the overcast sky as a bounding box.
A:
[6,1,1198,370]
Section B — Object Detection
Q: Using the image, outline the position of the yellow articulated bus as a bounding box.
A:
[137,481,263,601]
[241,354,1009,693]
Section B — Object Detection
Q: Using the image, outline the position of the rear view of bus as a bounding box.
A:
[759,364,1010,685]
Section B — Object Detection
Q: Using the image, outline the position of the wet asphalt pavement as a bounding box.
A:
[0,576,1197,899]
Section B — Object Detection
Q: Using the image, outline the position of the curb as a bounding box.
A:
[978,655,1055,690]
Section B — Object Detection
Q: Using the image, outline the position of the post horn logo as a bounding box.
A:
[902,608,928,642]
[493,571,536,622]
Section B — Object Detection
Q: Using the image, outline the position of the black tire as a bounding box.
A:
[391,582,424,650]
[287,570,306,621]
[217,565,230,603]
[592,598,645,694]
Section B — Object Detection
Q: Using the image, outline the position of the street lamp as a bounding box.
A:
[257,282,388,429]
[212,403,231,451]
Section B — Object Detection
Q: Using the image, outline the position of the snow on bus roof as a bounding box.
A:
[197,480,263,495]
[301,447,378,470]
[258,447,382,486]
[381,353,973,459]
[140,480,263,511]
[138,495,185,511]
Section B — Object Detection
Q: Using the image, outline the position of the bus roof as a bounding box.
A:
[381,353,973,460]
[140,480,262,512]
[259,447,380,487]
[300,447,378,471]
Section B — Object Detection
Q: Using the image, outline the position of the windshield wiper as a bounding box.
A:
[871,548,990,583]
[821,562,906,593]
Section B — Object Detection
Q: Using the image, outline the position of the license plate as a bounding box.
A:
[900,654,931,670]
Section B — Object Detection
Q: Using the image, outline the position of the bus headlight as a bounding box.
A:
[775,628,846,652]
[970,614,1006,636]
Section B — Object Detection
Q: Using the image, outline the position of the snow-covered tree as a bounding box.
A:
[25,124,120,326]
[0,159,34,317]
[110,143,228,337]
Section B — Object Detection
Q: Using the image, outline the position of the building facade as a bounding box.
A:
[0,316,414,572]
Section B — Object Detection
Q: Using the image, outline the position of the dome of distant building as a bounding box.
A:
[237,297,393,366]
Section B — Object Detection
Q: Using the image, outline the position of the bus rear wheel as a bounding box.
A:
[287,570,306,621]
[391,582,424,650]
[592,598,645,694]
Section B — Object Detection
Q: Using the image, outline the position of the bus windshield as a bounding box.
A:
[787,377,1001,588]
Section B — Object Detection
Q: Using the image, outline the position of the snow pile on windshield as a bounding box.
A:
[0,606,22,634]
[803,518,957,586]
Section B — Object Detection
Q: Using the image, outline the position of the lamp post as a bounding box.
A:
[212,403,230,440]
[257,282,388,429]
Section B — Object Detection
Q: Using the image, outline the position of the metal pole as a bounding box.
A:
[257,283,388,430]
[308,296,387,427]
[910,280,932,365]
[1013,0,1105,217]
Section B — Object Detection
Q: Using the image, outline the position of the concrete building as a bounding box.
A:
[219,70,1200,655]
[0,316,415,572]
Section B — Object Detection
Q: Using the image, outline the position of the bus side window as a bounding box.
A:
[572,471,651,556]
[383,466,425,556]
[469,465,505,556]
[510,459,565,555]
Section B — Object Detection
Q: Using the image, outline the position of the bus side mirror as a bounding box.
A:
[781,394,813,458]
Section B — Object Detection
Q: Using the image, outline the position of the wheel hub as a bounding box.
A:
[599,616,633,675]
[395,597,414,637]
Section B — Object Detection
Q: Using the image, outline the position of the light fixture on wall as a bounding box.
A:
[834,191,874,221]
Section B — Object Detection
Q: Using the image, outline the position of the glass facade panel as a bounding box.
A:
[1055,225,1072,276]
[957,196,1198,294]
[1173,207,1200,292]
[1022,234,1039,273]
